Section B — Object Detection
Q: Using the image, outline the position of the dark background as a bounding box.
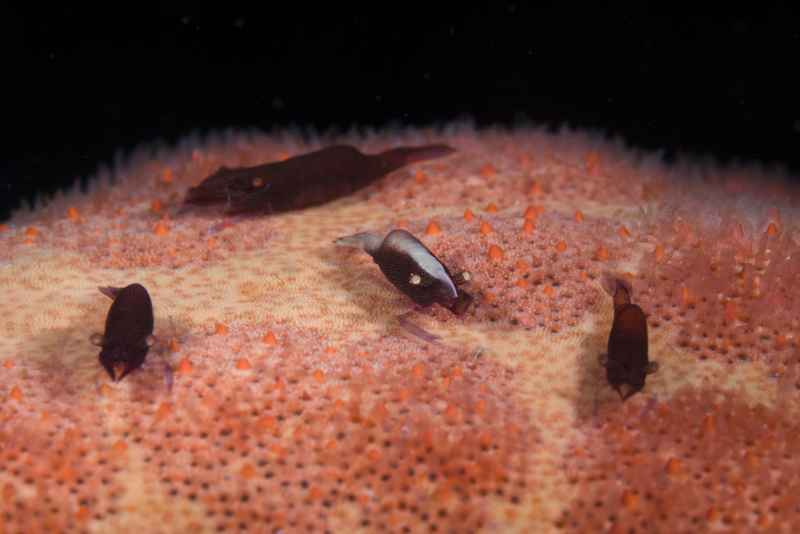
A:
[2,4,799,222]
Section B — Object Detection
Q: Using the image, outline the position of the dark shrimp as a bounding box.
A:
[336,229,473,313]
[336,229,473,342]
[183,143,456,215]
[91,283,155,382]
[599,274,659,401]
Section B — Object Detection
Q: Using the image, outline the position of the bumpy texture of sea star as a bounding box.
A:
[1,123,798,533]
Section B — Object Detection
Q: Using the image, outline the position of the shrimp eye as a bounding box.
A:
[453,271,471,285]
[252,177,264,188]
[409,273,422,285]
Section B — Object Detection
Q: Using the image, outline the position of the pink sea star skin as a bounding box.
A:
[1,123,799,533]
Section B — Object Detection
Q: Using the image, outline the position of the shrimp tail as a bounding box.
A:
[334,232,383,256]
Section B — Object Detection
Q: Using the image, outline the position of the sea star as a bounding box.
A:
[1,123,798,532]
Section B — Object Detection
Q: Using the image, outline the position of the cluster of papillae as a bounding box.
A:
[558,387,800,532]
[2,324,536,533]
[628,199,800,389]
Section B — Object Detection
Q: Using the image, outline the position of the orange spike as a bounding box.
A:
[370,403,389,424]
[257,416,277,432]
[522,220,535,235]
[75,507,90,522]
[724,301,737,322]
[515,259,530,272]
[585,151,601,175]
[67,207,81,222]
[621,490,639,510]
[475,399,486,416]
[425,221,442,235]
[24,227,39,237]
[153,221,169,236]
[3,482,15,501]
[262,331,278,345]
[161,168,174,184]
[176,358,192,375]
[595,246,609,261]
[411,363,425,379]
[702,414,715,435]
[313,369,325,383]
[112,440,128,455]
[414,170,427,184]
[654,244,665,263]
[523,206,539,220]
[240,464,256,480]
[485,202,498,213]
[543,285,555,298]
[706,507,719,522]
[8,386,22,401]
[463,208,474,221]
[680,286,694,306]
[574,210,584,222]
[235,358,251,370]
[214,322,228,335]
[528,182,543,196]
[618,226,631,239]
[150,199,163,213]
[444,404,462,424]
[766,222,779,236]
[555,240,567,253]
[665,457,683,475]
[2,360,13,369]
[488,244,504,261]
[479,221,493,236]
[515,279,529,289]
[154,402,172,423]
[168,338,180,352]
[58,465,76,483]
[479,163,497,178]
